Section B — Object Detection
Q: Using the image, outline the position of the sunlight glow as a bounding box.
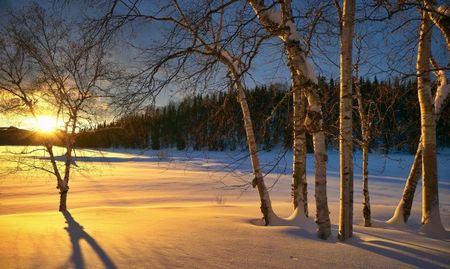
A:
[26,116,59,133]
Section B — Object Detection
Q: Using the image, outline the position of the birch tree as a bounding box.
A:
[97,0,283,225]
[413,7,445,233]
[0,4,113,211]
[354,36,371,227]
[248,0,331,239]
[388,1,449,228]
[335,0,355,240]
[292,88,308,217]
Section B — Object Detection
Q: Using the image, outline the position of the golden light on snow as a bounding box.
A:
[24,115,59,133]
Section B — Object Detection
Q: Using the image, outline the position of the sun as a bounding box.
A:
[21,115,63,133]
[34,116,58,133]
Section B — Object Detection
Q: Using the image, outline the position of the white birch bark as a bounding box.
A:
[44,142,68,211]
[355,78,371,227]
[173,3,276,225]
[248,0,331,239]
[304,87,331,239]
[388,65,448,225]
[59,119,77,212]
[338,0,355,241]
[223,55,276,225]
[387,145,422,225]
[431,58,449,116]
[416,9,445,233]
[292,69,308,217]
[388,3,449,226]
[235,78,275,225]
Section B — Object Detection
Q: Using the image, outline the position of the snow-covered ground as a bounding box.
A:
[0,146,449,268]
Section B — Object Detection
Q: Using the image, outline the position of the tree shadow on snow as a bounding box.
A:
[249,218,340,243]
[249,217,449,268]
[282,224,340,243]
[371,219,450,241]
[62,211,117,269]
[349,233,449,269]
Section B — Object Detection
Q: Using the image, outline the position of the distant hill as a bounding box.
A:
[0,126,64,146]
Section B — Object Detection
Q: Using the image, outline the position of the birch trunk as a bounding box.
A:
[59,148,71,212]
[56,143,72,212]
[286,43,331,239]
[230,69,275,225]
[304,87,331,239]
[292,73,308,217]
[59,118,76,212]
[338,0,355,241]
[189,12,275,224]
[388,145,422,224]
[355,79,371,227]
[389,5,448,227]
[45,144,63,186]
[389,79,447,225]
[280,0,308,216]
[248,0,331,239]
[361,143,370,226]
[45,143,69,211]
[416,10,444,232]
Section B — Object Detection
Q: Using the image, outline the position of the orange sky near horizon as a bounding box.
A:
[0,115,63,132]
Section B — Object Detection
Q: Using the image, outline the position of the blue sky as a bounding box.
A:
[0,0,448,129]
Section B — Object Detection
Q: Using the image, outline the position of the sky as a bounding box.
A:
[0,0,448,129]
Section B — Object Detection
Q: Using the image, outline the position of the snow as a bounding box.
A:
[256,6,317,84]
[420,206,447,237]
[268,206,315,228]
[285,21,301,41]
[386,200,407,226]
[264,8,300,42]
[265,8,282,25]
[0,146,449,268]
[435,84,450,115]
[302,59,318,84]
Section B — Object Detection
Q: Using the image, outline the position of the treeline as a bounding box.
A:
[76,83,291,151]
[75,77,450,153]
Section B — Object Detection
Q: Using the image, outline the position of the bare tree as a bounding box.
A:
[353,36,371,227]
[413,6,444,233]
[388,1,449,230]
[334,0,355,241]
[0,4,114,211]
[248,0,331,239]
[95,0,288,225]
[0,34,39,116]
